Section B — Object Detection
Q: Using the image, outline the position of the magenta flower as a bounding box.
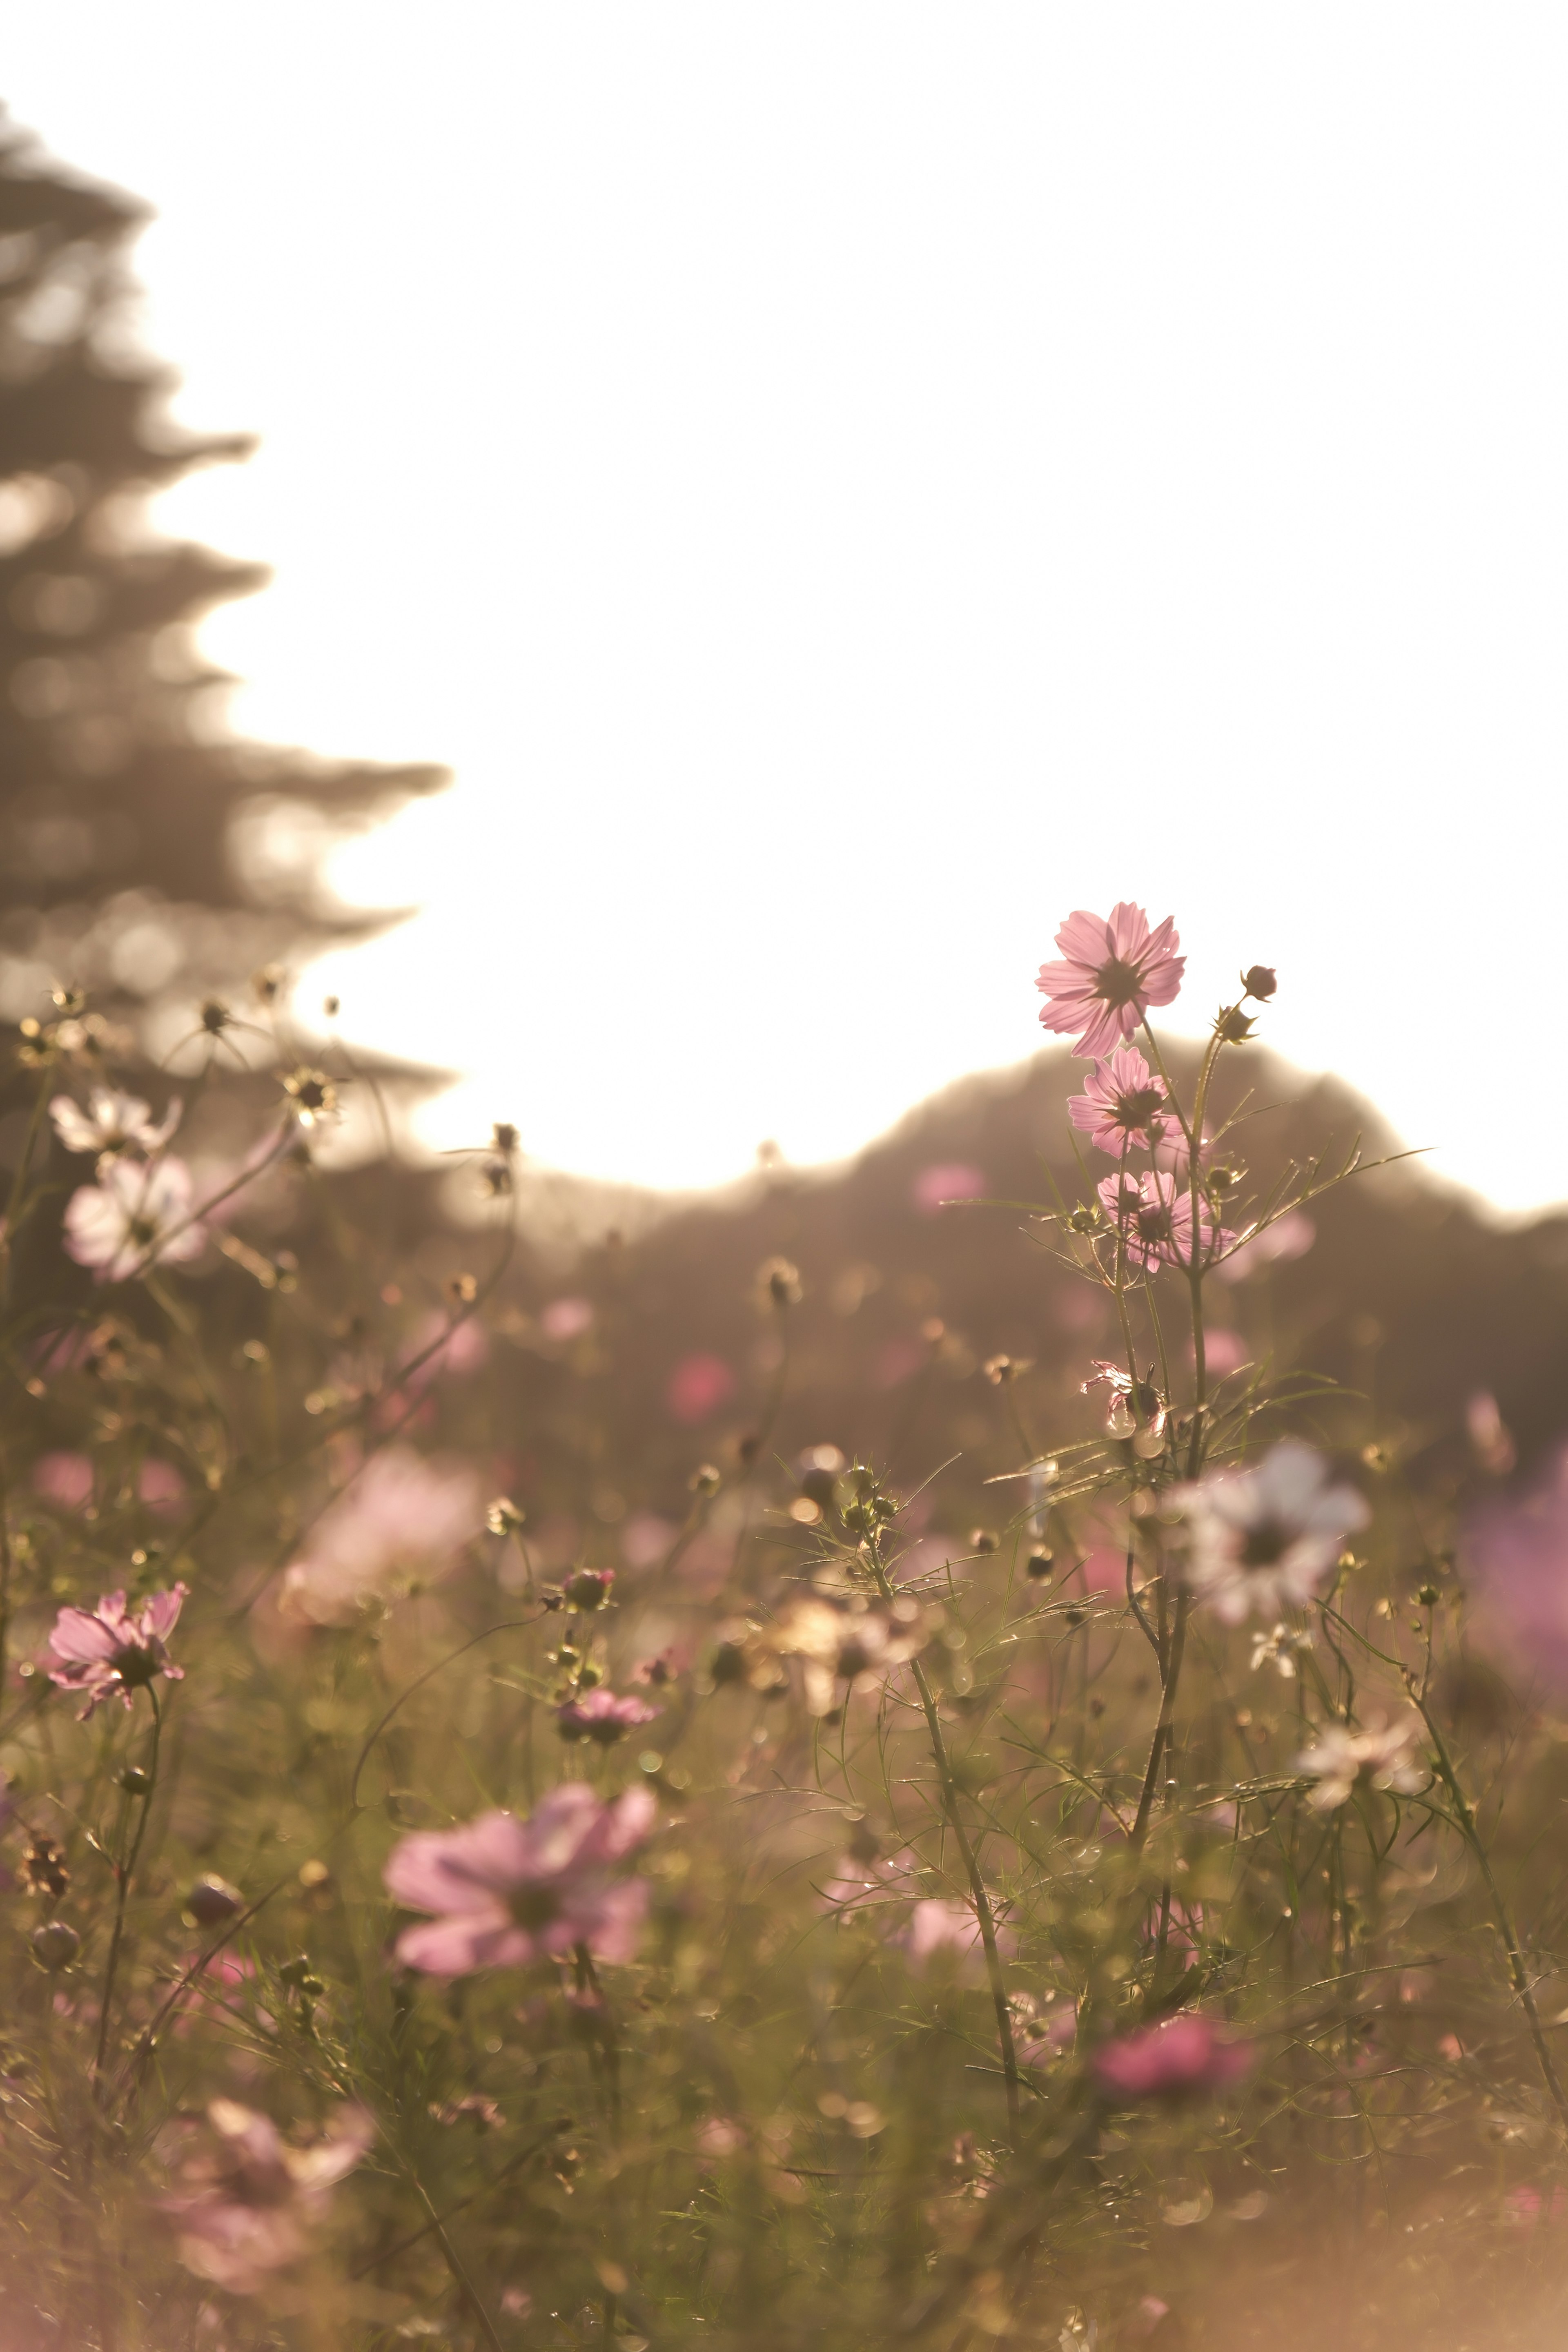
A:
[1463,1444,1568,1685]
[1067,1049,1170,1155]
[555,1688,660,1746]
[63,1158,205,1282]
[48,1583,188,1716]
[666,1353,736,1425]
[384,1782,656,1975]
[158,2098,372,2295]
[1097,1171,1230,1275]
[1036,905,1185,1061]
[1093,2014,1253,2102]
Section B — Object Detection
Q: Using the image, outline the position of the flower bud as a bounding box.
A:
[492,1121,519,1155]
[1242,965,1277,1001]
[119,1766,152,1796]
[487,1496,526,1536]
[1027,1552,1054,1581]
[564,1568,615,1612]
[185,1875,244,1928]
[1213,1007,1257,1044]
[30,1920,79,1972]
[1069,1204,1103,1236]
[969,1529,999,1556]
[688,1463,722,1497]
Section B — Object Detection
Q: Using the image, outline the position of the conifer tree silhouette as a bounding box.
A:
[0,113,444,1032]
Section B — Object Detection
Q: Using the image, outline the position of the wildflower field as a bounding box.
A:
[4,910,1568,2352]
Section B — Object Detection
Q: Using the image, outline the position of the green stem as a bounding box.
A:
[0,1067,55,1313]
[866,1536,1020,2141]
[94,1687,161,2093]
[1412,1692,1568,2133]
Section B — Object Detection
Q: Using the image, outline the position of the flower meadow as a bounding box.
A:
[2,924,1568,2352]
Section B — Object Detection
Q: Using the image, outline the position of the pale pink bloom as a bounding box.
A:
[138,1459,187,1516]
[1295,1715,1425,1812]
[666,1353,736,1425]
[1214,1208,1316,1284]
[1067,1049,1170,1156]
[1093,2014,1253,2102]
[48,1583,187,1716]
[33,1452,94,1512]
[1172,1441,1368,1624]
[51,1087,180,1159]
[63,1157,205,1282]
[771,1595,928,1717]
[902,1897,1015,1969]
[1199,1328,1249,1378]
[541,1296,594,1342]
[912,1162,987,1216]
[1463,1443,1568,1683]
[554,1688,660,1746]
[1036,904,1185,1061]
[394,1310,490,1397]
[158,2099,372,2295]
[620,1511,679,1571]
[1466,1391,1517,1477]
[1097,1171,1230,1275]
[384,1783,655,1975]
[280,1447,483,1625]
[695,2115,747,2160]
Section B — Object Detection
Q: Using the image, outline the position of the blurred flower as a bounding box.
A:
[1016,1999,1078,2064]
[138,1459,187,1516]
[1243,965,1277,1000]
[1172,1441,1368,1624]
[1466,1391,1517,1477]
[1213,1209,1316,1284]
[555,1688,659,1746]
[281,1067,337,1127]
[620,1511,678,1571]
[1093,2014,1253,2102]
[48,1583,187,1717]
[913,1163,987,1216]
[1462,1442,1568,1687]
[541,1296,594,1342]
[33,1452,94,1512]
[1096,1171,1231,1275]
[1082,1360,1165,1443]
[392,1309,490,1400]
[63,1158,205,1283]
[1036,904,1185,1061]
[1249,1622,1314,1679]
[1199,1327,1249,1378]
[158,2099,372,2295]
[771,1595,928,1716]
[1067,1048,1170,1155]
[280,1448,482,1625]
[50,1087,180,1159]
[666,1353,736,1425]
[384,1783,655,1975]
[902,1897,1015,1969]
[1295,1715,1425,1811]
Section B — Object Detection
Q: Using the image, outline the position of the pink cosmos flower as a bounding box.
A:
[901,1897,1016,1970]
[666,1353,735,1425]
[280,1448,483,1625]
[1213,1208,1316,1284]
[541,1296,594,1342]
[1093,2014,1253,2102]
[554,1688,660,1746]
[48,1583,187,1716]
[1036,904,1185,1061]
[1466,1391,1517,1478]
[1294,1716,1425,1812]
[1067,1049,1171,1156]
[1097,1171,1231,1275]
[1171,1440,1369,1625]
[158,2098,372,2295]
[63,1157,205,1283]
[50,1087,180,1159]
[33,1452,94,1512]
[384,1782,656,1975]
[912,1163,987,1216]
[1463,1444,1568,1685]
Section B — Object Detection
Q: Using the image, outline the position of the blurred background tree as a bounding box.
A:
[0,111,445,1041]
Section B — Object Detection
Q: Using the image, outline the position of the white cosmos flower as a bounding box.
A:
[62,1158,205,1283]
[1171,1440,1369,1624]
[51,1088,181,1159]
[1295,1716,1426,1812]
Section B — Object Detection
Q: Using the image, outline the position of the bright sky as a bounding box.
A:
[7,8,1567,1208]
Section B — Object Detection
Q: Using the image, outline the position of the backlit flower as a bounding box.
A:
[1036,904,1185,1061]
[63,1158,205,1282]
[48,1583,187,1717]
[50,1087,180,1159]
[1096,1171,1230,1275]
[384,1783,655,1975]
[1295,1715,1425,1811]
[158,2099,372,2294]
[771,1594,928,1717]
[1171,1441,1368,1624]
[1068,1049,1170,1155]
[1093,2014,1253,2102]
[555,1688,659,1746]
